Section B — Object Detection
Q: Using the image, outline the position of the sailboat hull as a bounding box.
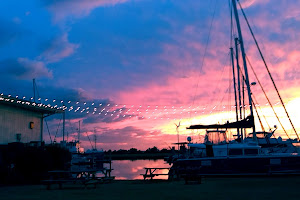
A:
[169,154,300,178]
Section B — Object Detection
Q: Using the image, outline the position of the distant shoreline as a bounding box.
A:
[104,152,173,160]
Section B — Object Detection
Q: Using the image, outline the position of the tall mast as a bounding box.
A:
[235,38,243,140]
[231,0,256,139]
[230,47,240,137]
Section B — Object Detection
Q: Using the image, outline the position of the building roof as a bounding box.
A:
[0,94,64,116]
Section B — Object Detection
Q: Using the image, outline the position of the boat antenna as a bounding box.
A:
[238,1,300,140]
[53,117,62,142]
[85,132,94,150]
[175,122,181,155]
[32,78,41,102]
[45,119,53,144]
[94,128,97,150]
[231,0,255,139]
[33,79,36,102]
[62,106,65,142]
[78,120,81,153]
[78,120,80,141]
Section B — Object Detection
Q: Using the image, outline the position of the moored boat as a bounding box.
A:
[169,0,300,179]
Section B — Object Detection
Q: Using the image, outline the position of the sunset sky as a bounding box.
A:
[1,0,300,150]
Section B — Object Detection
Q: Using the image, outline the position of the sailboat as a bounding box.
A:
[168,0,300,178]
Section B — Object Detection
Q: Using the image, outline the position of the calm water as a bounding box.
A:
[106,159,171,180]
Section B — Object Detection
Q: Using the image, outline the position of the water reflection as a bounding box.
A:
[110,159,171,180]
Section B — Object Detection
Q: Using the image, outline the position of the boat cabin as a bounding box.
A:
[188,130,260,157]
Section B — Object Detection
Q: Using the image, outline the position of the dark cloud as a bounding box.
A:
[82,109,135,124]
[0,18,24,46]
[281,17,300,32]
[268,32,289,43]
[38,87,93,103]
[0,58,52,80]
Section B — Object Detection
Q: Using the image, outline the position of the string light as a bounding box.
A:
[0,92,287,122]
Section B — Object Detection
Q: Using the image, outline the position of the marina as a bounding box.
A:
[1,0,300,199]
[166,0,300,179]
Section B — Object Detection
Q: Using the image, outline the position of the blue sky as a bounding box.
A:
[1,0,300,150]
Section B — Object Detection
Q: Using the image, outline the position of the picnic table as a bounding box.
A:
[43,168,114,189]
[140,167,170,180]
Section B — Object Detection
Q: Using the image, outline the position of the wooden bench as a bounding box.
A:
[43,170,99,189]
[140,168,170,180]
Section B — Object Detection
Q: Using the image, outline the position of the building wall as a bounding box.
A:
[0,104,43,144]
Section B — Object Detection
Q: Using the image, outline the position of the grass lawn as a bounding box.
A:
[1,177,300,200]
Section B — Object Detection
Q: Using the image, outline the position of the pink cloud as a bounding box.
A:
[239,0,270,9]
[45,0,130,23]
[114,21,232,107]
[64,125,177,150]
[39,33,79,63]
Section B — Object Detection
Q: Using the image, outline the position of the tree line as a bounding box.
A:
[105,146,175,155]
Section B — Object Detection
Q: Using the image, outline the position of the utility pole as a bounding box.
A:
[78,121,80,142]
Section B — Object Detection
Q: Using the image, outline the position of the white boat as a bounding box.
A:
[169,0,300,178]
